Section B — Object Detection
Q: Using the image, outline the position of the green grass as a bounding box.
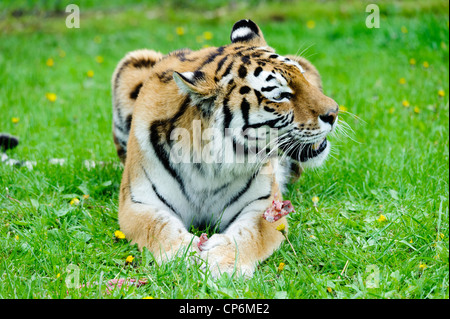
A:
[0,0,448,299]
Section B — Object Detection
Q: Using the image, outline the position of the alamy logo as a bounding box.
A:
[65,4,80,28]
[365,265,380,288]
[65,264,80,289]
[365,4,380,29]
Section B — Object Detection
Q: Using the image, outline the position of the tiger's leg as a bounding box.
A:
[118,152,200,263]
[199,190,287,278]
[112,49,163,163]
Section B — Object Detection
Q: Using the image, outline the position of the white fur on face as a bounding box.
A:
[247,69,292,102]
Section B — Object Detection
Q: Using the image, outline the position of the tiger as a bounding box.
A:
[111,19,339,278]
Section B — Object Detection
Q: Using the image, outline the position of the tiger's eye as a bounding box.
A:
[273,92,292,102]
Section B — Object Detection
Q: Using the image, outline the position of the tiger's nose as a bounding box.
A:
[319,107,339,125]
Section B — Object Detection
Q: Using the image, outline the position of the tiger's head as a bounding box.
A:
[172,19,338,169]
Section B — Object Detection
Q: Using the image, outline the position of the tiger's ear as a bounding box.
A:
[173,70,217,100]
[230,19,267,46]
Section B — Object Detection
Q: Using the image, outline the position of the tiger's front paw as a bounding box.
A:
[154,233,201,264]
[199,234,255,278]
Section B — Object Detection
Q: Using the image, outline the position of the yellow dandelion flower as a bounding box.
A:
[11,117,20,124]
[438,90,445,97]
[203,31,213,40]
[14,235,19,241]
[310,235,316,239]
[409,239,413,243]
[422,61,429,68]
[399,78,406,85]
[409,58,416,65]
[276,223,286,232]
[95,55,104,64]
[413,106,420,114]
[46,58,54,67]
[388,107,395,114]
[402,100,410,107]
[126,255,134,263]
[70,198,80,206]
[45,92,57,102]
[87,70,94,78]
[377,214,387,222]
[277,262,285,272]
[419,263,426,270]
[327,287,333,293]
[401,26,408,34]
[306,20,316,29]
[56,273,61,279]
[143,296,154,299]
[114,230,126,239]
[339,105,348,112]
[175,27,185,36]
[312,196,319,205]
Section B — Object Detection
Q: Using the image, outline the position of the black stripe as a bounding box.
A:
[254,66,263,77]
[240,98,250,125]
[223,175,256,209]
[212,181,231,196]
[172,49,196,62]
[115,135,128,148]
[156,69,174,83]
[243,117,283,131]
[149,97,191,198]
[141,165,181,218]
[224,192,272,230]
[238,65,247,78]
[241,55,251,65]
[215,56,228,75]
[222,60,234,78]
[201,46,225,67]
[223,84,236,136]
[239,86,251,95]
[129,82,143,100]
[167,96,192,142]
[261,86,278,92]
[113,119,126,133]
[117,147,126,158]
[125,115,132,133]
[253,89,264,104]
[132,58,156,69]
[232,136,247,156]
